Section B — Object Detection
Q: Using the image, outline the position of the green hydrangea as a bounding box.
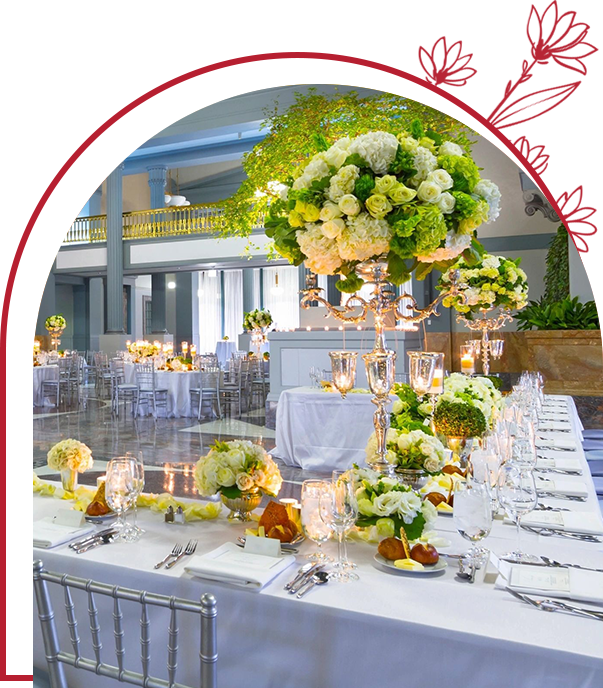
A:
[414,205,448,255]
[354,173,375,203]
[451,191,477,219]
[438,155,481,193]
[433,400,487,438]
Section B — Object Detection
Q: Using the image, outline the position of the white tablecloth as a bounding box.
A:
[33,365,58,407]
[33,396,603,687]
[215,340,237,368]
[124,364,202,418]
[273,386,394,471]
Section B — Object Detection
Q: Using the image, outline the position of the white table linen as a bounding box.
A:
[273,386,394,471]
[33,365,58,407]
[124,364,201,418]
[215,340,237,368]
[33,396,603,687]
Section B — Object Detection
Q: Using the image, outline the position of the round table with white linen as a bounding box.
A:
[214,340,237,368]
[272,386,395,471]
[124,364,203,418]
[33,365,59,407]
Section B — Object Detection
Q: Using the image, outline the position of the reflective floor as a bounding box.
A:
[33,387,603,502]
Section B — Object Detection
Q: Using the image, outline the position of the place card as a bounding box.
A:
[53,508,86,528]
[510,566,571,593]
[244,534,281,558]
[536,479,588,497]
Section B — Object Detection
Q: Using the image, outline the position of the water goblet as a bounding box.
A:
[319,478,359,582]
[497,463,539,563]
[300,480,332,563]
[453,479,492,566]
[331,471,359,573]
[105,457,136,542]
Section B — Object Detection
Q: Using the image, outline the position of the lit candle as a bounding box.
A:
[324,326,329,331]
[306,326,311,331]
[461,354,475,375]
[190,345,197,357]
[429,368,444,394]
[182,341,188,355]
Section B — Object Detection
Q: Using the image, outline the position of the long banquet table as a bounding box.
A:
[33,396,603,687]
[273,386,395,471]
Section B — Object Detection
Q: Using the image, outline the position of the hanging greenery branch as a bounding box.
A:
[218,89,476,239]
[543,224,569,305]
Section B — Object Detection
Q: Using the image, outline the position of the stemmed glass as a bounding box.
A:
[497,463,539,563]
[300,480,332,562]
[331,470,358,573]
[105,457,136,542]
[125,451,145,539]
[453,479,492,565]
[319,478,359,582]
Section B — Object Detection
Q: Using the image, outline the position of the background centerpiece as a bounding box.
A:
[45,314,67,352]
[243,308,273,357]
[438,253,529,374]
[264,118,501,474]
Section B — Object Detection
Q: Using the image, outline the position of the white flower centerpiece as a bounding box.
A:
[194,440,283,521]
[45,314,67,352]
[47,439,94,492]
[243,309,273,356]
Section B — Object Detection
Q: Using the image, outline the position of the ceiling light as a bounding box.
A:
[167,281,176,289]
[271,271,283,295]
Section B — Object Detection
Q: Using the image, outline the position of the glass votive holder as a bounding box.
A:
[329,351,358,398]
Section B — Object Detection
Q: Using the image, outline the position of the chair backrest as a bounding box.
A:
[200,369,220,390]
[94,352,109,369]
[134,362,155,390]
[110,358,125,376]
[33,560,217,688]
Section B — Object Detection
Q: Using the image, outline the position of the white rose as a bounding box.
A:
[324,145,348,169]
[338,194,361,216]
[373,491,404,516]
[392,399,404,414]
[423,457,441,473]
[440,141,464,156]
[322,218,346,239]
[236,473,255,492]
[436,192,456,214]
[216,466,236,487]
[427,169,454,190]
[417,181,442,203]
[319,202,343,222]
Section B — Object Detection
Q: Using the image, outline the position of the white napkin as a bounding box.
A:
[538,422,571,432]
[536,457,582,472]
[497,563,603,605]
[185,543,296,591]
[540,411,570,421]
[33,518,95,549]
[519,511,603,536]
[536,436,577,451]
[536,478,589,498]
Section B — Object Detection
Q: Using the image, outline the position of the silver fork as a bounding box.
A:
[507,588,603,621]
[535,468,582,476]
[166,539,198,569]
[540,556,603,574]
[154,543,182,569]
[521,525,601,543]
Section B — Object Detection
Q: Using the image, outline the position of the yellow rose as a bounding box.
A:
[389,183,417,205]
[374,175,398,195]
[365,194,393,219]
[288,210,305,227]
[302,204,321,222]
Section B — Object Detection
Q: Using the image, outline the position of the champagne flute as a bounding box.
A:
[331,470,358,573]
[105,458,136,542]
[453,479,492,565]
[319,479,359,582]
[497,464,539,563]
[300,480,332,562]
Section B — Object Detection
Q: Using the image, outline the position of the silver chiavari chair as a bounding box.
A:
[41,357,71,407]
[135,363,168,419]
[33,560,218,688]
[110,358,138,416]
[220,359,250,417]
[190,368,222,420]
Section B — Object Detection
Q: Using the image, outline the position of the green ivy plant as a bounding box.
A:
[543,224,569,305]
[515,296,600,331]
[218,89,476,239]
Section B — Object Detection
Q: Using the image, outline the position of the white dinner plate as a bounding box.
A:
[374,553,448,575]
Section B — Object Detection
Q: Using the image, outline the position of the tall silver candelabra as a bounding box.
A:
[457,308,512,375]
[300,261,460,475]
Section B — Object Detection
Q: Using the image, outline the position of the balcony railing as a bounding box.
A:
[63,203,262,244]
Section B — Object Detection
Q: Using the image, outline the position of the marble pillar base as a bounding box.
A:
[149,333,174,344]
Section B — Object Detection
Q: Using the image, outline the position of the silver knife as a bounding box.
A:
[289,565,323,594]
[69,528,115,550]
[74,532,116,554]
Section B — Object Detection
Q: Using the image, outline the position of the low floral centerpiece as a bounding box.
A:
[350,467,438,541]
[438,253,529,316]
[390,383,432,432]
[127,340,161,360]
[265,119,500,289]
[47,439,94,492]
[194,440,283,521]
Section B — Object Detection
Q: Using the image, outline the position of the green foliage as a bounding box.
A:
[543,225,570,305]
[515,296,600,331]
[476,375,503,391]
[335,272,364,294]
[389,383,432,433]
[354,173,376,203]
[218,88,476,238]
[434,400,487,438]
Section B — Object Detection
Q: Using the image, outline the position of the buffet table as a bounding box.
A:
[273,386,395,471]
[33,365,58,407]
[33,397,603,687]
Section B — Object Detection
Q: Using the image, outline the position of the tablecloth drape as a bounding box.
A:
[33,365,59,407]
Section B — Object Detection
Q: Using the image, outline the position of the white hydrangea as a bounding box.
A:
[337,212,392,262]
[409,146,438,186]
[347,131,399,175]
[292,153,331,191]
[327,164,360,202]
[440,141,464,156]
[417,231,471,263]
[481,254,501,270]
[474,179,502,223]
[296,224,343,275]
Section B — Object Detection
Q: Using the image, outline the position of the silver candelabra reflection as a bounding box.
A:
[457,308,511,375]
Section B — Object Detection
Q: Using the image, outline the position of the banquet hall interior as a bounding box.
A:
[33,84,603,687]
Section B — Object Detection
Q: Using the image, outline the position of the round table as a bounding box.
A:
[33,365,59,407]
[124,364,203,418]
[215,340,237,368]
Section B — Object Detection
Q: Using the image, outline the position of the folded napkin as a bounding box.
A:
[497,563,603,605]
[540,411,570,420]
[185,543,296,591]
[536,457,582,472]
[33,518,95,549]
[544,395,569,404]
[538,422,571,432]
[536,436,577,451]
[536,478,589,498]
[519,511,603,536]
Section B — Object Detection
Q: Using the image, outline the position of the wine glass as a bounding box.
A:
[125,451,145,538]
[319,478,359,582]
[331,470,358,572]
[105,457,136,542]
[453,479,492,565]
[300,480,332,562]
[497,463,539,563]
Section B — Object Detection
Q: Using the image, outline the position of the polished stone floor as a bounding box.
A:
[34,387,603,503]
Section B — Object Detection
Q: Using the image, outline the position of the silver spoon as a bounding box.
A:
[284,563,316,591]
[296,571,330,598]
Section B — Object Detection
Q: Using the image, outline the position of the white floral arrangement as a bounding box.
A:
[243,309,273,331]
[438,253,529,316]
[350,466,437,541]
[366,427,447,474]
[194,440,282,499]
[436,372,502,428]
[265,119,500,291]
[47,439,93,473]
[45,314,66,330]
[127,340,161,358]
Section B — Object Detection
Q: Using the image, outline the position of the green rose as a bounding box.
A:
[374,175,398,195]
[388,183,417,205]
[365,193,393,219]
